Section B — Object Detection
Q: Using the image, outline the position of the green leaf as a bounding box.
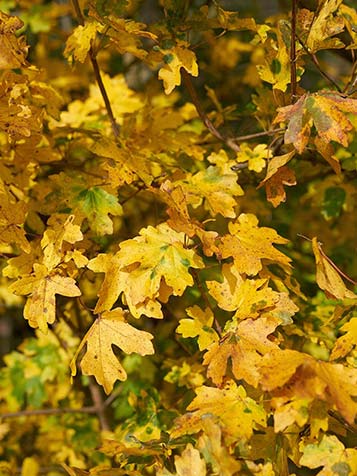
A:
[322,186,346,219]
[75,187,123,235]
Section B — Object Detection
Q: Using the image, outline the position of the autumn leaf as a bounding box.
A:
[218,213,291,275]
[185,381,266,442]
[88,223,204,318]
[305,0,345,53]
[312,237,357,300]
[158,44,199,94]
[70,308,154,394]
[300,435,357,476]
[0,185,30,253]
[203,316,280,387]
[236,143,269,173]
[64,22,101,63]
[174,444,206,476]
[41,214,83,270]
[206,263,280,321]
[330,317,357,360]
[260,350,357,423]
[273,397,312,433]
[74,187,123,236]
[157,180,220,257]
[0,12,29,69]
[9,264,81,333]
[258,151,296,207]
[175,162,243,218]
[256,23,295,92]
[274,92,357,154]
[177,306,219,351]
[197,419,242,476]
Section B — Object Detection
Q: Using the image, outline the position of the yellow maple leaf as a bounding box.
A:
[219,213,291,275]
[176,160,243,218]
[177,306,219,351]
[64,22,101,63]
[300,435,357,476]
[256,26,292,92]
[41,214,83,270]
[197,419,242,476]
[0,12,29,69]
[312,237,357,300]
[305,0,345,53]
[0,185,30,253]
[330,317,357,360]
[203,316,280,387]
[9,264,81,333]
[174,444,206,476]
[236,143,270,172]
[207,263,280,321]
[185,381,266,442]
[88,223,204,318]
[70,308,154,394]
[158,45,199,94]
[260,349,357,424]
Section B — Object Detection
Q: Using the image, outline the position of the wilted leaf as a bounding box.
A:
[312,237,357,299]
[70,308,154,394]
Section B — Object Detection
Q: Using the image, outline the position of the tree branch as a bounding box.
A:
[181,69,241,155]
[88,377,110,431]
[290,0,297,100]
[0,406,98,419]
[71,0,120,138]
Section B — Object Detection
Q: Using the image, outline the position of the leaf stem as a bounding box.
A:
[70,0,120,138]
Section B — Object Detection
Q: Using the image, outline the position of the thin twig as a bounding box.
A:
[290,0,297,100]
[294,31,342,92]
[233,128,285,142]
[181,69,240,154]
[71,0,120,138]
[0,406,98,419]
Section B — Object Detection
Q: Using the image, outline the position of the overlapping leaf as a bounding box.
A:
[218,214,291,275]
[275,92,357,154]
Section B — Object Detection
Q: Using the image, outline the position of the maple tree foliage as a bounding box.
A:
[0,0,357,474]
